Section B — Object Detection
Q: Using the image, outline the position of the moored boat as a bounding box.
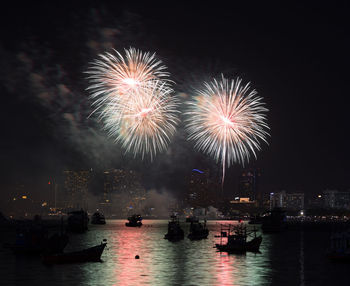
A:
[42,240,107,264]
[187,220,209,240]
[125,214,142,227]
[215,223,262,253]
[91,212,106,225]
[164,215,184,241]
[4,224,69,255]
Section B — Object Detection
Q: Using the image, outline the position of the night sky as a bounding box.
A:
[0,1,349,200]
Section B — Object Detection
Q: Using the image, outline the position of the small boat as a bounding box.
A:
[164,215,184,241]
[4,225,69,255]
[188,220,209,240]
[67,209,89,233]
[91,212,106,225]
[42,240,107,264]
[125,214,142,227]
[215,223,262,253]
[327,228,350,263]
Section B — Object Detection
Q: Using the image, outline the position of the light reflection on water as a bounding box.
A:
[0,220,348,285]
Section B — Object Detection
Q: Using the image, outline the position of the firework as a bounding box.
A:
[86,48,179,159]
[103,80,179,159]
[86,47,171,116]
[185,75,269,183]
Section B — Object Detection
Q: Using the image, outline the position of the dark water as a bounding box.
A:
[0,220,348,286]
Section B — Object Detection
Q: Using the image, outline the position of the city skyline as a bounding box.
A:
[0,1,349,204]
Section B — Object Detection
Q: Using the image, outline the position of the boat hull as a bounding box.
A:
[4,233,69,256]
[42,243,107,264]
[125,222,142,227]
[216,236,262,253]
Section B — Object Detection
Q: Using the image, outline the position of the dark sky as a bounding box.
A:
[0,1,349,199]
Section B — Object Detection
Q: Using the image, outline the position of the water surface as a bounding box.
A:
[0,220,347,285]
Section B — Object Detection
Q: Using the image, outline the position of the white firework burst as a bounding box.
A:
[86,48,179,159]
[185,75,269,182]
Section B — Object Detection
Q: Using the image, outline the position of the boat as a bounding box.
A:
[187,219,209,240]
[327,228,350,263]
[42,240,107,264]
[67,209,89,233]
[4,225,69,255]
[215,223,262,253]
[91,212,106,225]
[125,214,142,227]
[261,207,287,233]
[164,215,184,241]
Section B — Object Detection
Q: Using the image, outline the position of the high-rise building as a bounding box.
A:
[63,170,92,210]
[270,190,304,211]
[102,169,146,217]
[186,169,216,208]
[238,169,260,203]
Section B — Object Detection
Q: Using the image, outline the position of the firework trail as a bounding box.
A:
[86,48,179,159]
[185,75,269,184]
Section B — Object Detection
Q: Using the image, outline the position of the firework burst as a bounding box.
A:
[86,48,179,159]
[103,80,179,159]
[185,75,269,183]
[86,47,171,115]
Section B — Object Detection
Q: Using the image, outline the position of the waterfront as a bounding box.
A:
[0,220,348,285]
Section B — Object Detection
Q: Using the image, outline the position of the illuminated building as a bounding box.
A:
[63,170,92,210]
[186,169,216,209]
[102,169,146,217]
[270,191,304,211]
[323,189,350,209]
[238,169,261,204]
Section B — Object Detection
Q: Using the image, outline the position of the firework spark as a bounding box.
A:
[86,48,179,159]
[103,80,179,159]
[185,75,269,183]
[86,47,171,115]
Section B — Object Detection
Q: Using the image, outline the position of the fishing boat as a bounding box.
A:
[327,228,350,263]
[125,214,142,227]
[164,215,184,241]
[187,219,209,240]
[215,223,262,253]
[91,212,106,225]
[42,239,107,264]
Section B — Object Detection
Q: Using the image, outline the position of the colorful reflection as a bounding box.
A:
[70,220,272,285]
[112,220,153,285]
